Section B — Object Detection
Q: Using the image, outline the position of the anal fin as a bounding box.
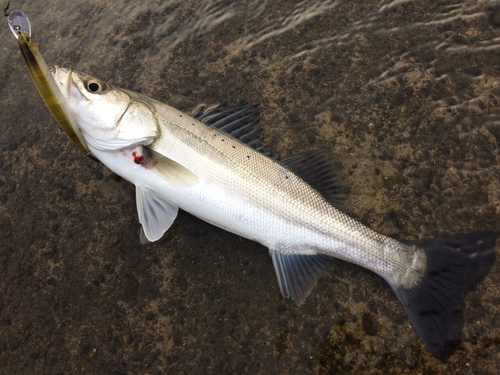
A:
[269,248,334,306]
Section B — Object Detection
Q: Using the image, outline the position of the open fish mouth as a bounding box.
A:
[51,66,87,109]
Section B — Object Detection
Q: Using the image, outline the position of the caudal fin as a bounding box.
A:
[388,232,497,353]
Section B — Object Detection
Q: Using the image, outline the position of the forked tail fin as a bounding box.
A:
[387,232,497,353]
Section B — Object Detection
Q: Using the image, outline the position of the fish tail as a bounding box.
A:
[388,232,497,353]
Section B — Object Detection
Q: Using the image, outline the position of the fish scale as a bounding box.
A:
[153,99,408,276]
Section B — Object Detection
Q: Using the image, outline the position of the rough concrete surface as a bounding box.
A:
[1,0,500,374]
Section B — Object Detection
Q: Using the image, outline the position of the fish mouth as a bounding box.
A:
[51,66,85,104]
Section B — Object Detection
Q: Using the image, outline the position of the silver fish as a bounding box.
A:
[15,32,497,353]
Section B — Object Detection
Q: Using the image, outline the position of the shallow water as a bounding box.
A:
[1,0,500,373]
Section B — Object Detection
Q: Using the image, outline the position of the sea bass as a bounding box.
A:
[16,32,496,353]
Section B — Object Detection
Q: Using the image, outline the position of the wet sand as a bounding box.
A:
[1,0,500,373]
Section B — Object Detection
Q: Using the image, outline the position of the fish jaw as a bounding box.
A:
[51,67,158,151]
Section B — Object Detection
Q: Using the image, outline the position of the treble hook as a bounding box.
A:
[4,1,10,17]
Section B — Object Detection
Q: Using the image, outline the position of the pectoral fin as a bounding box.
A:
[269,248,334,306]
[142,147,199,187]
[136,186,178,242]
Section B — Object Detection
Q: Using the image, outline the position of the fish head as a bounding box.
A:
[51,66,158,151]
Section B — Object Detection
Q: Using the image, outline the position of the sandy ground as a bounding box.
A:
[1,0,500,373]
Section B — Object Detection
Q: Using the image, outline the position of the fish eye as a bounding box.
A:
[86,79,105,93]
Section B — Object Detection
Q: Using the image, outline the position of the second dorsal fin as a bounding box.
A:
[190,102,275,158]
[280,148,349,208]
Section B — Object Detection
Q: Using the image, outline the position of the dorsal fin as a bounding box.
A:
[280,148,349,208]
[190,102,275,158]
[190,102,227,120]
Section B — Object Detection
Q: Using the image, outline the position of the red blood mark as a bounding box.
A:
[132,151,156,169]
[132,151,144,165]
